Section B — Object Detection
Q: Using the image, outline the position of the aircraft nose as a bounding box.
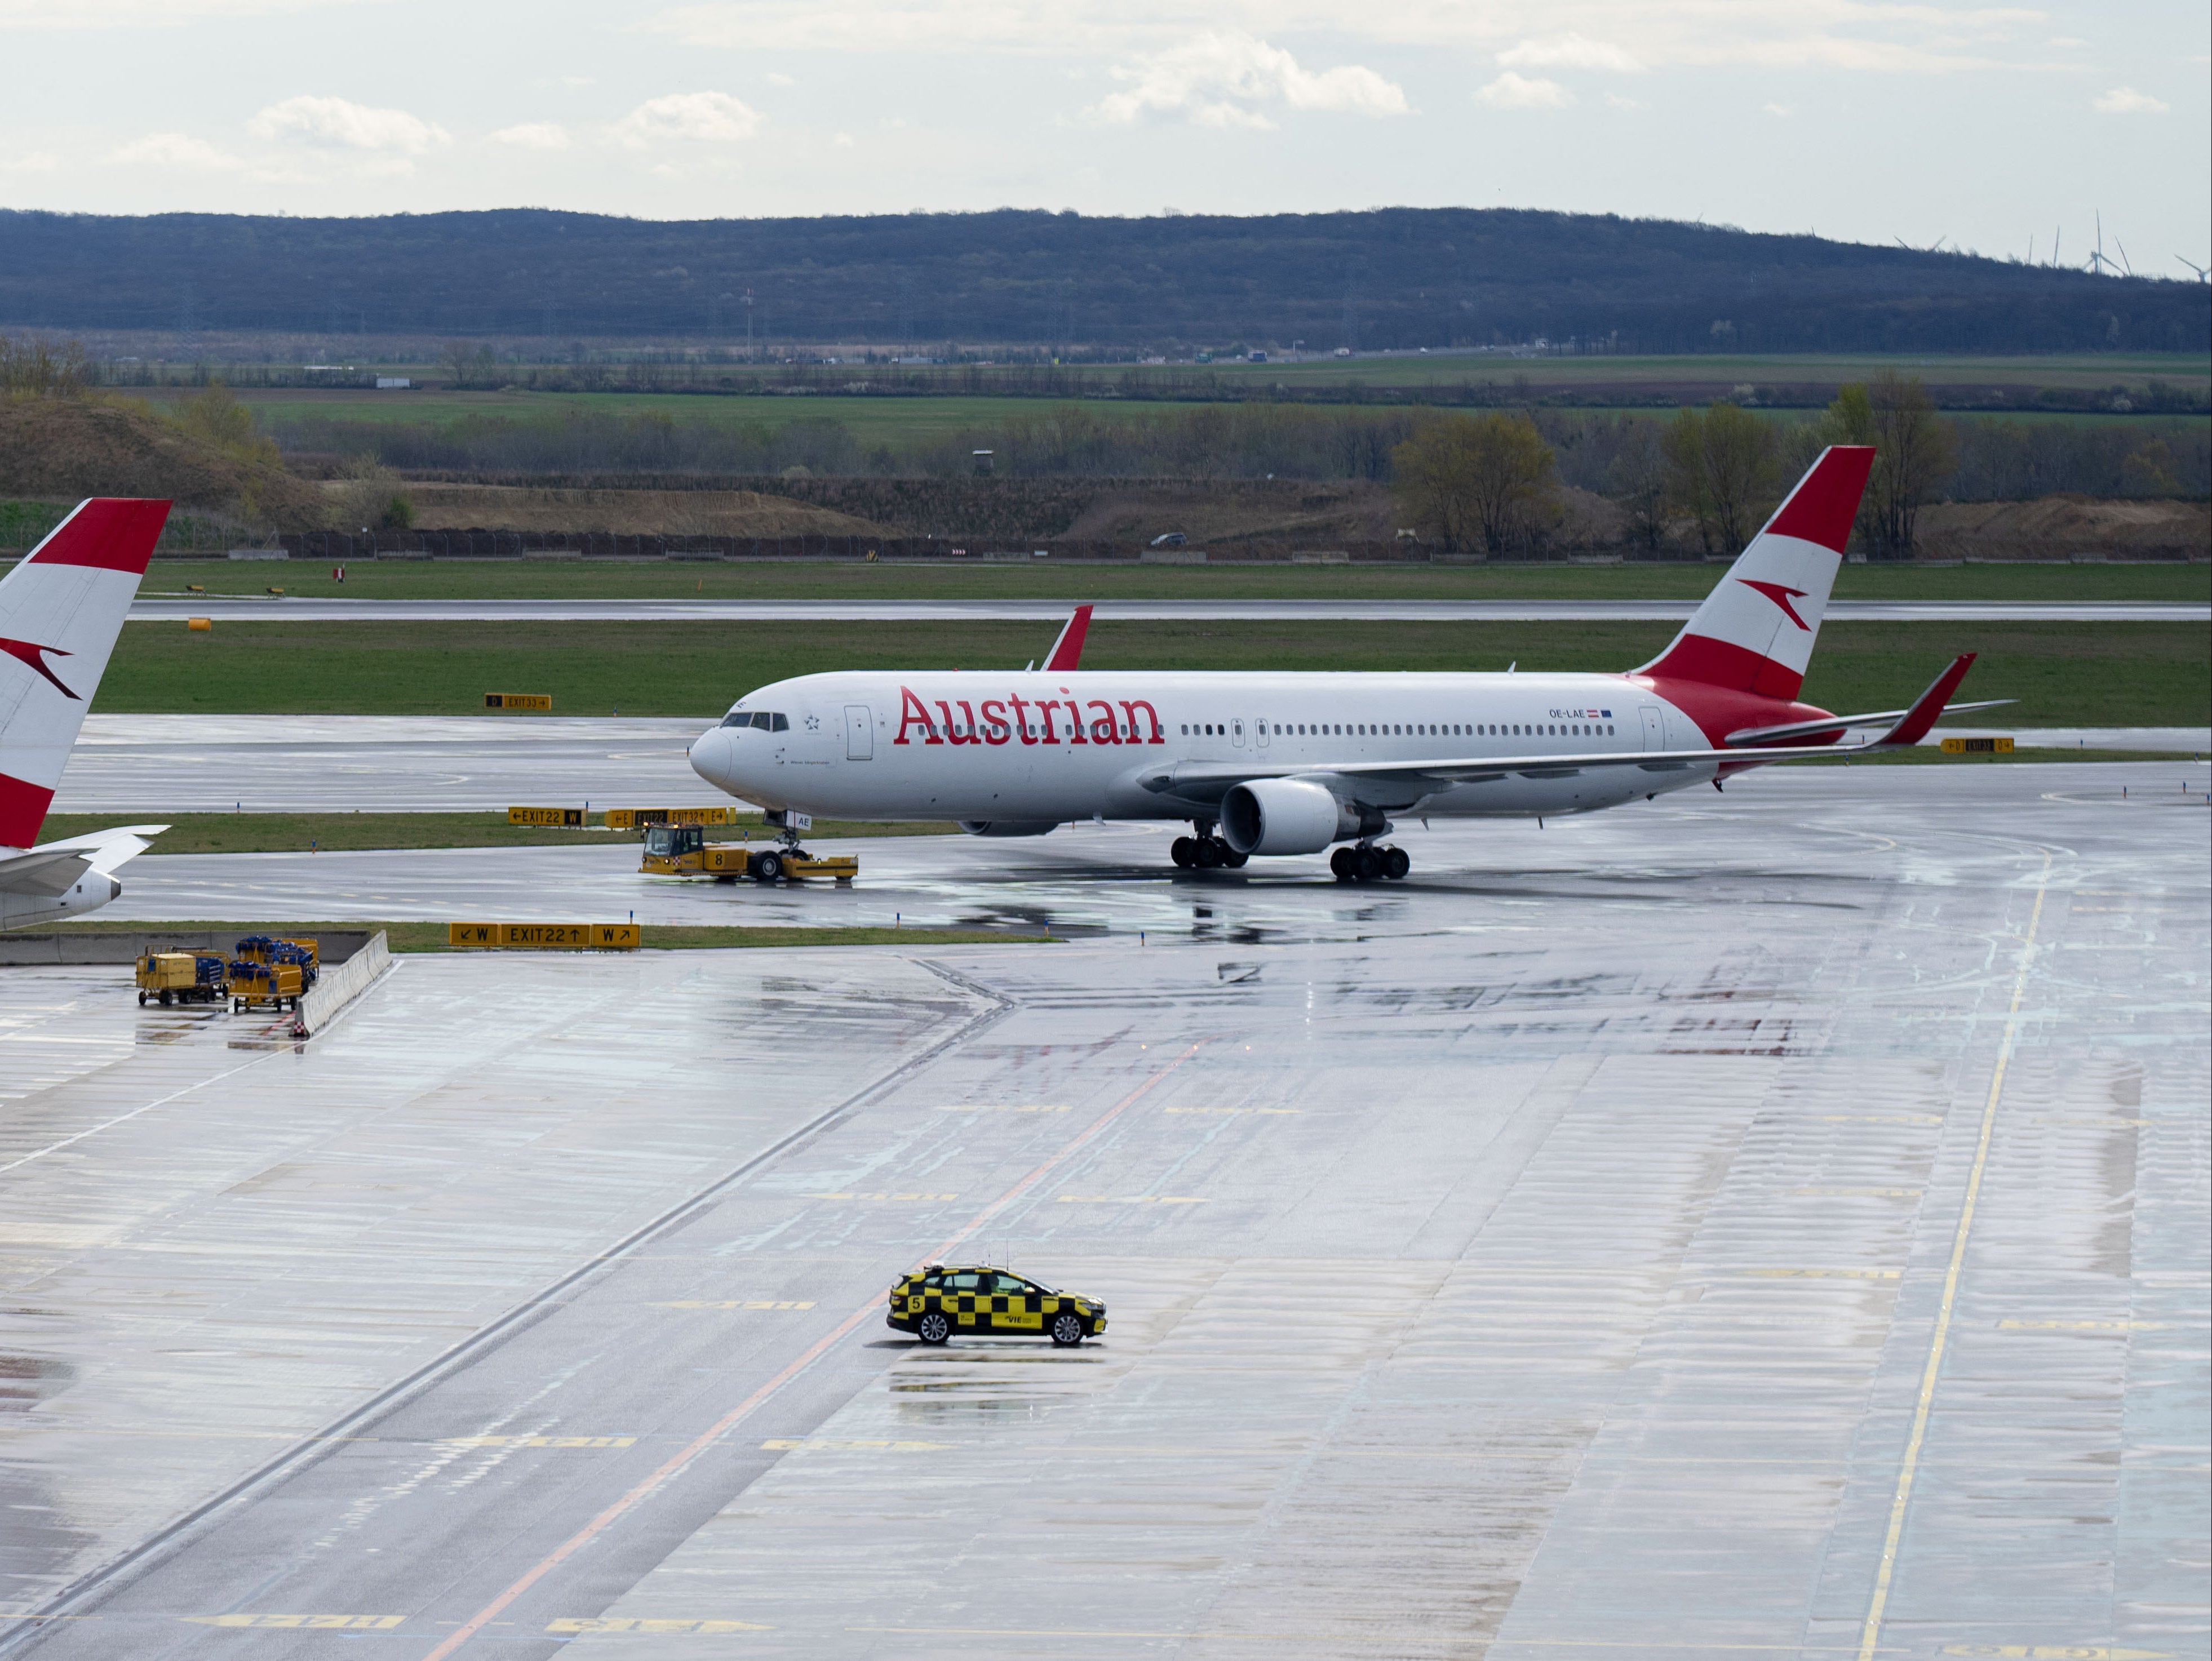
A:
[689,726,738,789]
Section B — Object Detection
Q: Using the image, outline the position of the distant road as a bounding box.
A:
[127,598,2211,624]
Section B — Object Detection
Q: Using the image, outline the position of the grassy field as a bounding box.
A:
[94,618,2211,727]
[35,810,961,855]
[45,917,1050,952]
[156,384,2203,442]
[128,558,2212,604]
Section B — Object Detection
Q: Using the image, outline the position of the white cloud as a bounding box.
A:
[610,91,764,148]
[491,122,571,150]
[1095,33,1407,128]
[1762,101,1792,116]
[1497,33,1643,73]
[112,131,243,170]
[2092,86,2167,114]
[832,131,855,147]
[1,147,59,172]
[1475,70,1572,110]
[248,96,450,153]
[1604,92,1644,109]
[766,71,795,86]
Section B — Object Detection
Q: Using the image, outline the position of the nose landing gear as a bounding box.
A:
[1331,843,1410,882]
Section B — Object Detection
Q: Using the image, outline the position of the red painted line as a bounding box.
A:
[418,1042,1201,1659]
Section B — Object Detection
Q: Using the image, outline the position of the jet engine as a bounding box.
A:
[956,820,1060,837]
[1219,779,1357,856]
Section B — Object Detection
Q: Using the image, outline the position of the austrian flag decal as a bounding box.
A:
[0,638,78,700]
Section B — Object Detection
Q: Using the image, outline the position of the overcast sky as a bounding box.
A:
[2,0,2205,273]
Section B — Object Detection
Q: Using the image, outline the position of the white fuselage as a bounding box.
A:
[688,670,1718,830]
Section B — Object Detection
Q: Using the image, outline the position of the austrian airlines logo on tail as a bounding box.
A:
[1736,580,1813,630]
[0,638,78,700]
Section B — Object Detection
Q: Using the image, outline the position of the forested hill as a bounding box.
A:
[1,206,2202,354]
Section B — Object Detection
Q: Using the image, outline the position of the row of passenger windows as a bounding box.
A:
[721,710,791,731]
[1180,721,1617,739]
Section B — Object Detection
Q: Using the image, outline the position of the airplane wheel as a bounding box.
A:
[1171,836,1197,869]
[1355,846,1385,882]
[1385,846,1411,880]
[1218,843,1248,869]
[1330,846,1356,881]
[1194,838,1222,869]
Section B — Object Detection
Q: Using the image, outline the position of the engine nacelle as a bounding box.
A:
[957,820,1060,838]
[1219,778,1354,856]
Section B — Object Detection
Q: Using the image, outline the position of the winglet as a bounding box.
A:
[1043,605,1093,673]
[1873,653,1979,748]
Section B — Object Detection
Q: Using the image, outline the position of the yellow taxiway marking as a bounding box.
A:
[655,1300,815,1311]
[1742,1268,1901,1280]
[181,1614,404,1629]
[934,1104,1071,1113]
[1998,1320,2171,1332]
[1164,1107,1300,1115]
[1860,854,2051,1661]
[442,1435,635,1448]
[804,1192,958,1201]
[548,1618,770,1633]
[759,1438,951,1452]
[1796,1187,1924,1198]
[1057,1194,1207,1204]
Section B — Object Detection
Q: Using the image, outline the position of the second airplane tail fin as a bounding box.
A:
[0,499,170,847]
[1633,446,1874,700]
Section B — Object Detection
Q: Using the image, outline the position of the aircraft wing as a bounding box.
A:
[1144,658,1986,803]
[0,824,167,895]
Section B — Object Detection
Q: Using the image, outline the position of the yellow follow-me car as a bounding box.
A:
[887,1264,1107,1347]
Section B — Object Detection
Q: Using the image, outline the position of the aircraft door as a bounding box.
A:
[1231,717,1246,748]
[845,704,874,761]
[1254,718,1271,749]
[1639,707,1664,751]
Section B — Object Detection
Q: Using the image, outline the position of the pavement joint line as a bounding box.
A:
[1858,847,2053,1661]
[845,1627,1922,1652]
[0,970,1021,1661]
[418,1037,1203,1661]
[0,1051,288,1178]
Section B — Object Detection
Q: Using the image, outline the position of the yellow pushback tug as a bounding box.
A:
[639,823,857,886]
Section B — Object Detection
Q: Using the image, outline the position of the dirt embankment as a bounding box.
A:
[0,397,326,522]
[1914,496,2209,560]
[394,484,889,538]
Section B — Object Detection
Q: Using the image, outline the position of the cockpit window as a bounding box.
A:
[720,712,747,727]
[770,713,790,732]
[721,710,789,731]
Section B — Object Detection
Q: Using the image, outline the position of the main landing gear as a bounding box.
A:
[1171,834,1248,870]
[1331,843,1410,883]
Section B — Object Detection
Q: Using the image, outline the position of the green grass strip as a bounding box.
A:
[35,811,958,856]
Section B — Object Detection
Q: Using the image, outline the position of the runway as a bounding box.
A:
[127,596,2212,624]
[52,714,2210,819]
[3,763,2206,1658]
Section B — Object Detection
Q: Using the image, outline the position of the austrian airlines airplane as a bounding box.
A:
[688,447,1999,881]
[1,499,170,927]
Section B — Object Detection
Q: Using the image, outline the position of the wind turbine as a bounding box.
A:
[2086,211,2115,276]
[2177,255,2210,282]
[2114,238,2134,276]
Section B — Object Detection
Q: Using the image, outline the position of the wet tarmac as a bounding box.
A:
[2,762,2206,1660]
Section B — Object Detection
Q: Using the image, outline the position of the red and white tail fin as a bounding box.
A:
[1634,446,1874,700]
[0,499,170,847]
[1043,604,1093,673]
